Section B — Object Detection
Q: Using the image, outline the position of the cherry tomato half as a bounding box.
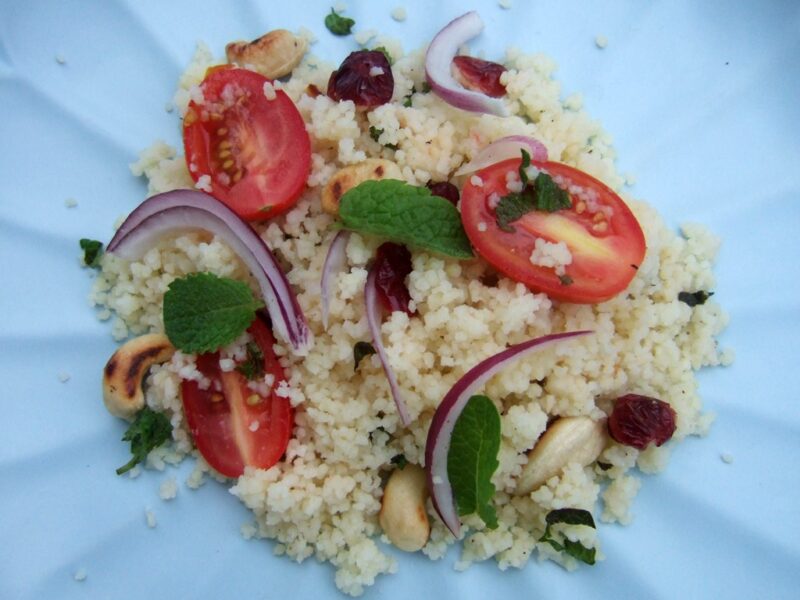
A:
[183,67,311,221]
[180,316,292,477]
[461,159,646,303]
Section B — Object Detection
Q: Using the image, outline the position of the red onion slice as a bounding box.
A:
[107,190,312,355]
[365,267,412,427]
[320,230,350,330]
[424,330,593,537]
[454,135,549,176]
[425,11,509,116]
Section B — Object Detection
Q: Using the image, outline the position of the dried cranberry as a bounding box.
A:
[373,242,414,315]
[327,50,394,108]
[452,56,507,98]
[608,394,677,450]
[426,181,460,205]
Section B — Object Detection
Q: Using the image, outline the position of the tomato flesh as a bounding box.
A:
[180,317,292,477]
[183,67,311,221]
[461,159,646,303]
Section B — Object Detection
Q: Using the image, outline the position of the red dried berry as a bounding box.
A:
[426,181,460,205]
[452,56,507,98]
[327,50,394,108]
[608,394,677,450]
[373,242,414,315]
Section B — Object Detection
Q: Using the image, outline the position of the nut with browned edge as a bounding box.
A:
[102,334,175,419]
[226,30,307,80]
[379,464,430,552]
[321,159,403,215]
[515,416,608,495]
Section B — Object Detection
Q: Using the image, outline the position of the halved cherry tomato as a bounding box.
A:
[180,316,292,477]
[461,159,646,303]
[183,67,311,221]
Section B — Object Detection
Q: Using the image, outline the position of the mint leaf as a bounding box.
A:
[163,273,263,353]
[678,290,713,307]
[236,342,265,380]
[447,395,501,529]
[325,8,354,36]
[519,148,532,186]
[369,126,384,142]
[391,454,408,469]
[539,508,597,565]
[80,238,103,268]
[116,407,172,475]
[353,341,376,371]
[494,172,571,232]
[339,180,474,259]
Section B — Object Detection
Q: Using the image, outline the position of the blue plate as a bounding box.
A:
[1,1,799,598]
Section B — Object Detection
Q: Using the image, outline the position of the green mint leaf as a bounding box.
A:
[538,508,597,565]
[533,172,572,212]
[339,179,474,259]
[447,395,501,529]
[494,188,536,233]
[420,81,431,93]
[369,126,384,142]
[236,342,265,380]
[163,272,263,354]
[373,46,393,64]
[324,8,354,35]
[80,238,104,268]
[116,407,172,475]
[403,86,416,107]
[519,148,532,186]
[391,454,408,469]
[678,290,713,307]
[353,341,376,371]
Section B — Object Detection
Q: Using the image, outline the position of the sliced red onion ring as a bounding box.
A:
[365,267,412,427]
[320,230,350,330]
[454,135,549,176]
[107,190,312,355]
[424,330,593,537]
[425,11,509,116]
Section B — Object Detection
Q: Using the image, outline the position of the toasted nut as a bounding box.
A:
[379,464,430,552]
[515,416,608,495]
[226,30,307,80]
[321,159,403,215]
[102,334,175,419]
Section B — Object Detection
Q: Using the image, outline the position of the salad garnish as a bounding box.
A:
[353,341,377,371]
[79,238,103,268]
[538,508,597,565]
[115,407,173,475]
[324,8,355,36]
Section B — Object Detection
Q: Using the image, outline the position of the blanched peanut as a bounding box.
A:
[226,30,307,80]
[379,464,430,552]
[321,159,403,215]
[102,334,175,419]
[515,416,607,495]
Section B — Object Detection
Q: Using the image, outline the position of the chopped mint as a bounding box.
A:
[494,187,536,233]
[79,238,103,268]
[402,87,416,107]
[390,454,408,469]
[324,8,354,36]
[533,172,572,212]
[538,508,597,565]
[494,172,572,233]
[368,126,398,150]
[678,290,713,307]
[116,407,172,475]
[447,395,501,529]
[420,81,431,93]
[519,148,532,186]
[163,272,263,354]
[353,341,376,371]
[339,180,474,259]
[236,342,265,380]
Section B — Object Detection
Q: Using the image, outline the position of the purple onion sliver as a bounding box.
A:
[424,11,508,117]
[107,190,312,355]
[454,135,549,177]
[424,330,593,537]
[320,230,350,331]
[365,267,412,427]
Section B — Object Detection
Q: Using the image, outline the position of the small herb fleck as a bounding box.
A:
[258,205,273,214]
[324,8,355,36]
[369,126,384,142]
[116,407,172,475]
[353,341,377,371]
[538,508,597,565]
[402,86,416,107]
[678,290,713,307]
[558,274,574,286]
[80,238,103,268]
[390,454,408,469]
[236,342,265,381]
[596,461,612,471]
[420,81,431,93]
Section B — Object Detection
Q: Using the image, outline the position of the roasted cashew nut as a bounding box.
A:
[226,29,307,80]
[321,159,403,215]
[102,334,175,419]
[379,464,430,552]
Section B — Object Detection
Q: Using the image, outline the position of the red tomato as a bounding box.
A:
[183,67,311,221]
[461,159,646,303]
[180,317,292,477]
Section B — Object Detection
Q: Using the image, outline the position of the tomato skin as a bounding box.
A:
[461,159,646,303]
[180,317,292,478]
[183,68,311,221]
